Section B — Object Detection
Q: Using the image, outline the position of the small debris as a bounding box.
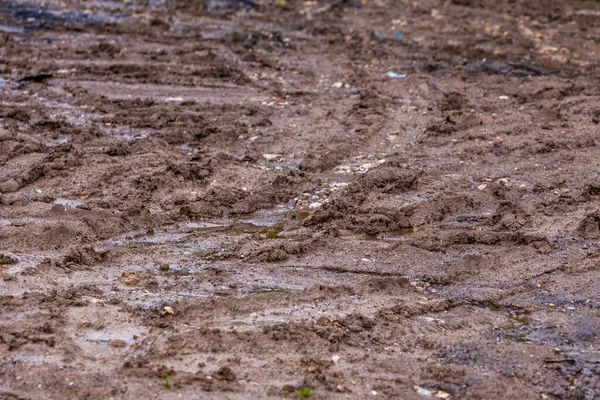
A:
[414,386,433,397]
[359,162,376,170]
[332,355,340,363]
[333,82,343,88]
[336,385,345,392]
[435,391,450,399]
[262,154,283,161]
[159,263,170,272]
[165,97,184,102]
[498,95,510,100]
[308,202,322,210]
[0,251,19,265]
[395,32,403,37]
[120,272,142,286]
[477,184,487,191]
[214,366,236,382]
[34,188,42,194]
[249,312,258,318]
[385,71,407,79]
[109,339,127,348]
[163,306,175,314]
[371,390,378,396]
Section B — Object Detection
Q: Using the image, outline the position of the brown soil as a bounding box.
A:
[1,0,600,399]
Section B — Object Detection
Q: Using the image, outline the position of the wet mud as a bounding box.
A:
[1,0,600,398]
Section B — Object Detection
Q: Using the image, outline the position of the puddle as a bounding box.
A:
[44,137,70,147]
[377,228,418,241]
[0,217,45,227]
[0,3,130,30]
[185,221,228,229]
[99,207,291,251]
[100,228,187,250]
[0,24,24,33]
[238,207,289,227]
[248,284,303,295]
[84,329,139,344]
[363,227,424,242]
[54,198,84,208]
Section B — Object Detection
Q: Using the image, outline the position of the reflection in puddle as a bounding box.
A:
[0,24,25,33]
[238,207,289,227]
[98,207,290,252]
[54,198,84,208]
[185,221,227,229]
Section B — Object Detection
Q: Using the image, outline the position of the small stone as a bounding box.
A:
[333,82,343,88]
[477,184,487,190]
[336,385,345,392]
[0,252,18,265]
[371,390,378,396]
[414,386,433,397]
[163,306,175,314]
[249,312,258,318]
[309,202,322,210]
[332,355,340,363]
[262,154,282,161]
[159,263,170,272]
[498,95,509,100]
[435,391,450,399]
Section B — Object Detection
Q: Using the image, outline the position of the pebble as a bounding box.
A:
[159,263,170,272]
[309,202,323,210]
[333,82,343,88]
[359,163,376,170]
[414,386,433,397]
[332,355,340,363]
[163,306,175,314]
[262,154,283,161]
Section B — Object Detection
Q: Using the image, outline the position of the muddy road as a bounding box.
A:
[1,0,600,398]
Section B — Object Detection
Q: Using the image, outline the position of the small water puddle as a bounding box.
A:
[0,24,25,33]
[54,198,84,208]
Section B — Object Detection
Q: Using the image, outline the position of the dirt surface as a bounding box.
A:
[1,0,600,398]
